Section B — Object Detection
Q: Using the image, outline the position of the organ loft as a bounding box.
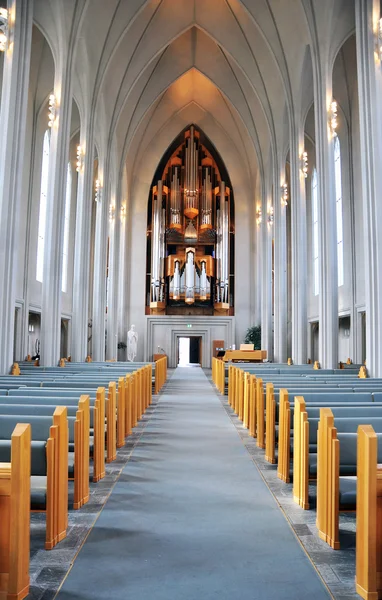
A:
[146,125,235,316]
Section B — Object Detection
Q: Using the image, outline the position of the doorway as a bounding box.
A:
[177,336,201,366]
[61,318,69,359]
[310,321,319,362]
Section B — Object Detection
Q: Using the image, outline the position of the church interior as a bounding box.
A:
[0,0,382,599]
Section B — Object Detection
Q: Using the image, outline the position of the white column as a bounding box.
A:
[260,179,273,359]
[0,0,33,374]
[71,117,94,362]
[106,196,121,361]
[254,209,262,327]
[355,0,382,376]
[314,67,338,369]
[40,60,73,366]
[274,166,288,363]
[92,171,109,361]
[290,134,308,364]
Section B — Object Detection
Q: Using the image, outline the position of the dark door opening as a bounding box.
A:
[178,336,202,366]
[190,337,201,364]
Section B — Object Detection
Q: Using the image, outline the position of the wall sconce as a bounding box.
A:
[120,205,126,221]
[330,100,338,133]
[376,18,382,61]
[300,151,308,178]
[95,179,101,203]
[48,94,56,128]
[28,324,34,333]
[267,206,274,225]
[281,183,288,207]
[109,205,115,221]
[76,145,84,172]
[0,8,8,52]
[256,207,262,225]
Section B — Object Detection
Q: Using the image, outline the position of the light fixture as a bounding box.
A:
[281,183,288,207]
[48,94,56,128]
[376,18,382,61]
[76,145,84,172]
[95,179,101,203]
[0,8,8,52]
[268,206,274,224]
[120,205,126,221]
[301,151,308,178]
[256,207,262,225]
[28,324,34,333]
[109,205,115,221]
[330,100,338,133]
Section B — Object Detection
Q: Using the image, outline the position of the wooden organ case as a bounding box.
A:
[146,125,234,316]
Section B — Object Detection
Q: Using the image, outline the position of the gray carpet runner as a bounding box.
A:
[56,367,331,599]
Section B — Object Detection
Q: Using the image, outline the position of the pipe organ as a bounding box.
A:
[146,125,234,316]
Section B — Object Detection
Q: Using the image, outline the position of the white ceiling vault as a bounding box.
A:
[33,0,356,200]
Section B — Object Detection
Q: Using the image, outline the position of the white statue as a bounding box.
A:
[127,324,138,362]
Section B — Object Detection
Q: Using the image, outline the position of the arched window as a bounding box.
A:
[312,168,319,296]
[62,162,72,292]
[334,136,344,286]
[36,130,50,282]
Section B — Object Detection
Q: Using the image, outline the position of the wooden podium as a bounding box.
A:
[223,350,267,363]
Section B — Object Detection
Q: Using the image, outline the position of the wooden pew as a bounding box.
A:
[315,411,382,550]
[355,424,382,600]
[0,412,68,550]
[154,356,167,394]
[0,423,30,600]
[0,399,89,510]
[277,390,375,484]
[6,388,105,485]
[106,382,117,463]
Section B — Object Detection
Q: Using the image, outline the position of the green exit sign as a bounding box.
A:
[187,324,192,328]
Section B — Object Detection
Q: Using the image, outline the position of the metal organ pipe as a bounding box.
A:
[151,183,159,302]
[201,167,212,228]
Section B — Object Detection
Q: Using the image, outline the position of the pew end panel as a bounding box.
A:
[117,378,126,449]
[93,388,105,483]
[356,425,379,600]
[256,378,265,449]
[316,408,335,544]
[265,383,276,464]
[277,389,289,482]
[106,382,117,463]
[0,424,30,600]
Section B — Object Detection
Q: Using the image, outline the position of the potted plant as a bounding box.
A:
[244,325,261,350]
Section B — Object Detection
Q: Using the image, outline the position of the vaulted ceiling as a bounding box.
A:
[34,0,356,194]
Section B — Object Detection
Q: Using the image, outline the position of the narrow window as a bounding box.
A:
[312,168,319,296]
[36,130,50,282]
[62,162,72,292]
[334,136,344,286]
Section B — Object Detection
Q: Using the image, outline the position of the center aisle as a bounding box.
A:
[56,367,331,600]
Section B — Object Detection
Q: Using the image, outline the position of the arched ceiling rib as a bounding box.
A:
[124,69,258,192]
[112,28,267,173]
[73,0,308,179]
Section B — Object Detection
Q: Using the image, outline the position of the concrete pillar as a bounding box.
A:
[355,0,382,376]
[0,0,33,374]
[313,66,338,369]
[106,194,121,361]
[92,171,109,361]
[274,165,288,363]
[290,132,308,364]
[71,117,94,362]
[260,178,273,360]
[40,58,73,366]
